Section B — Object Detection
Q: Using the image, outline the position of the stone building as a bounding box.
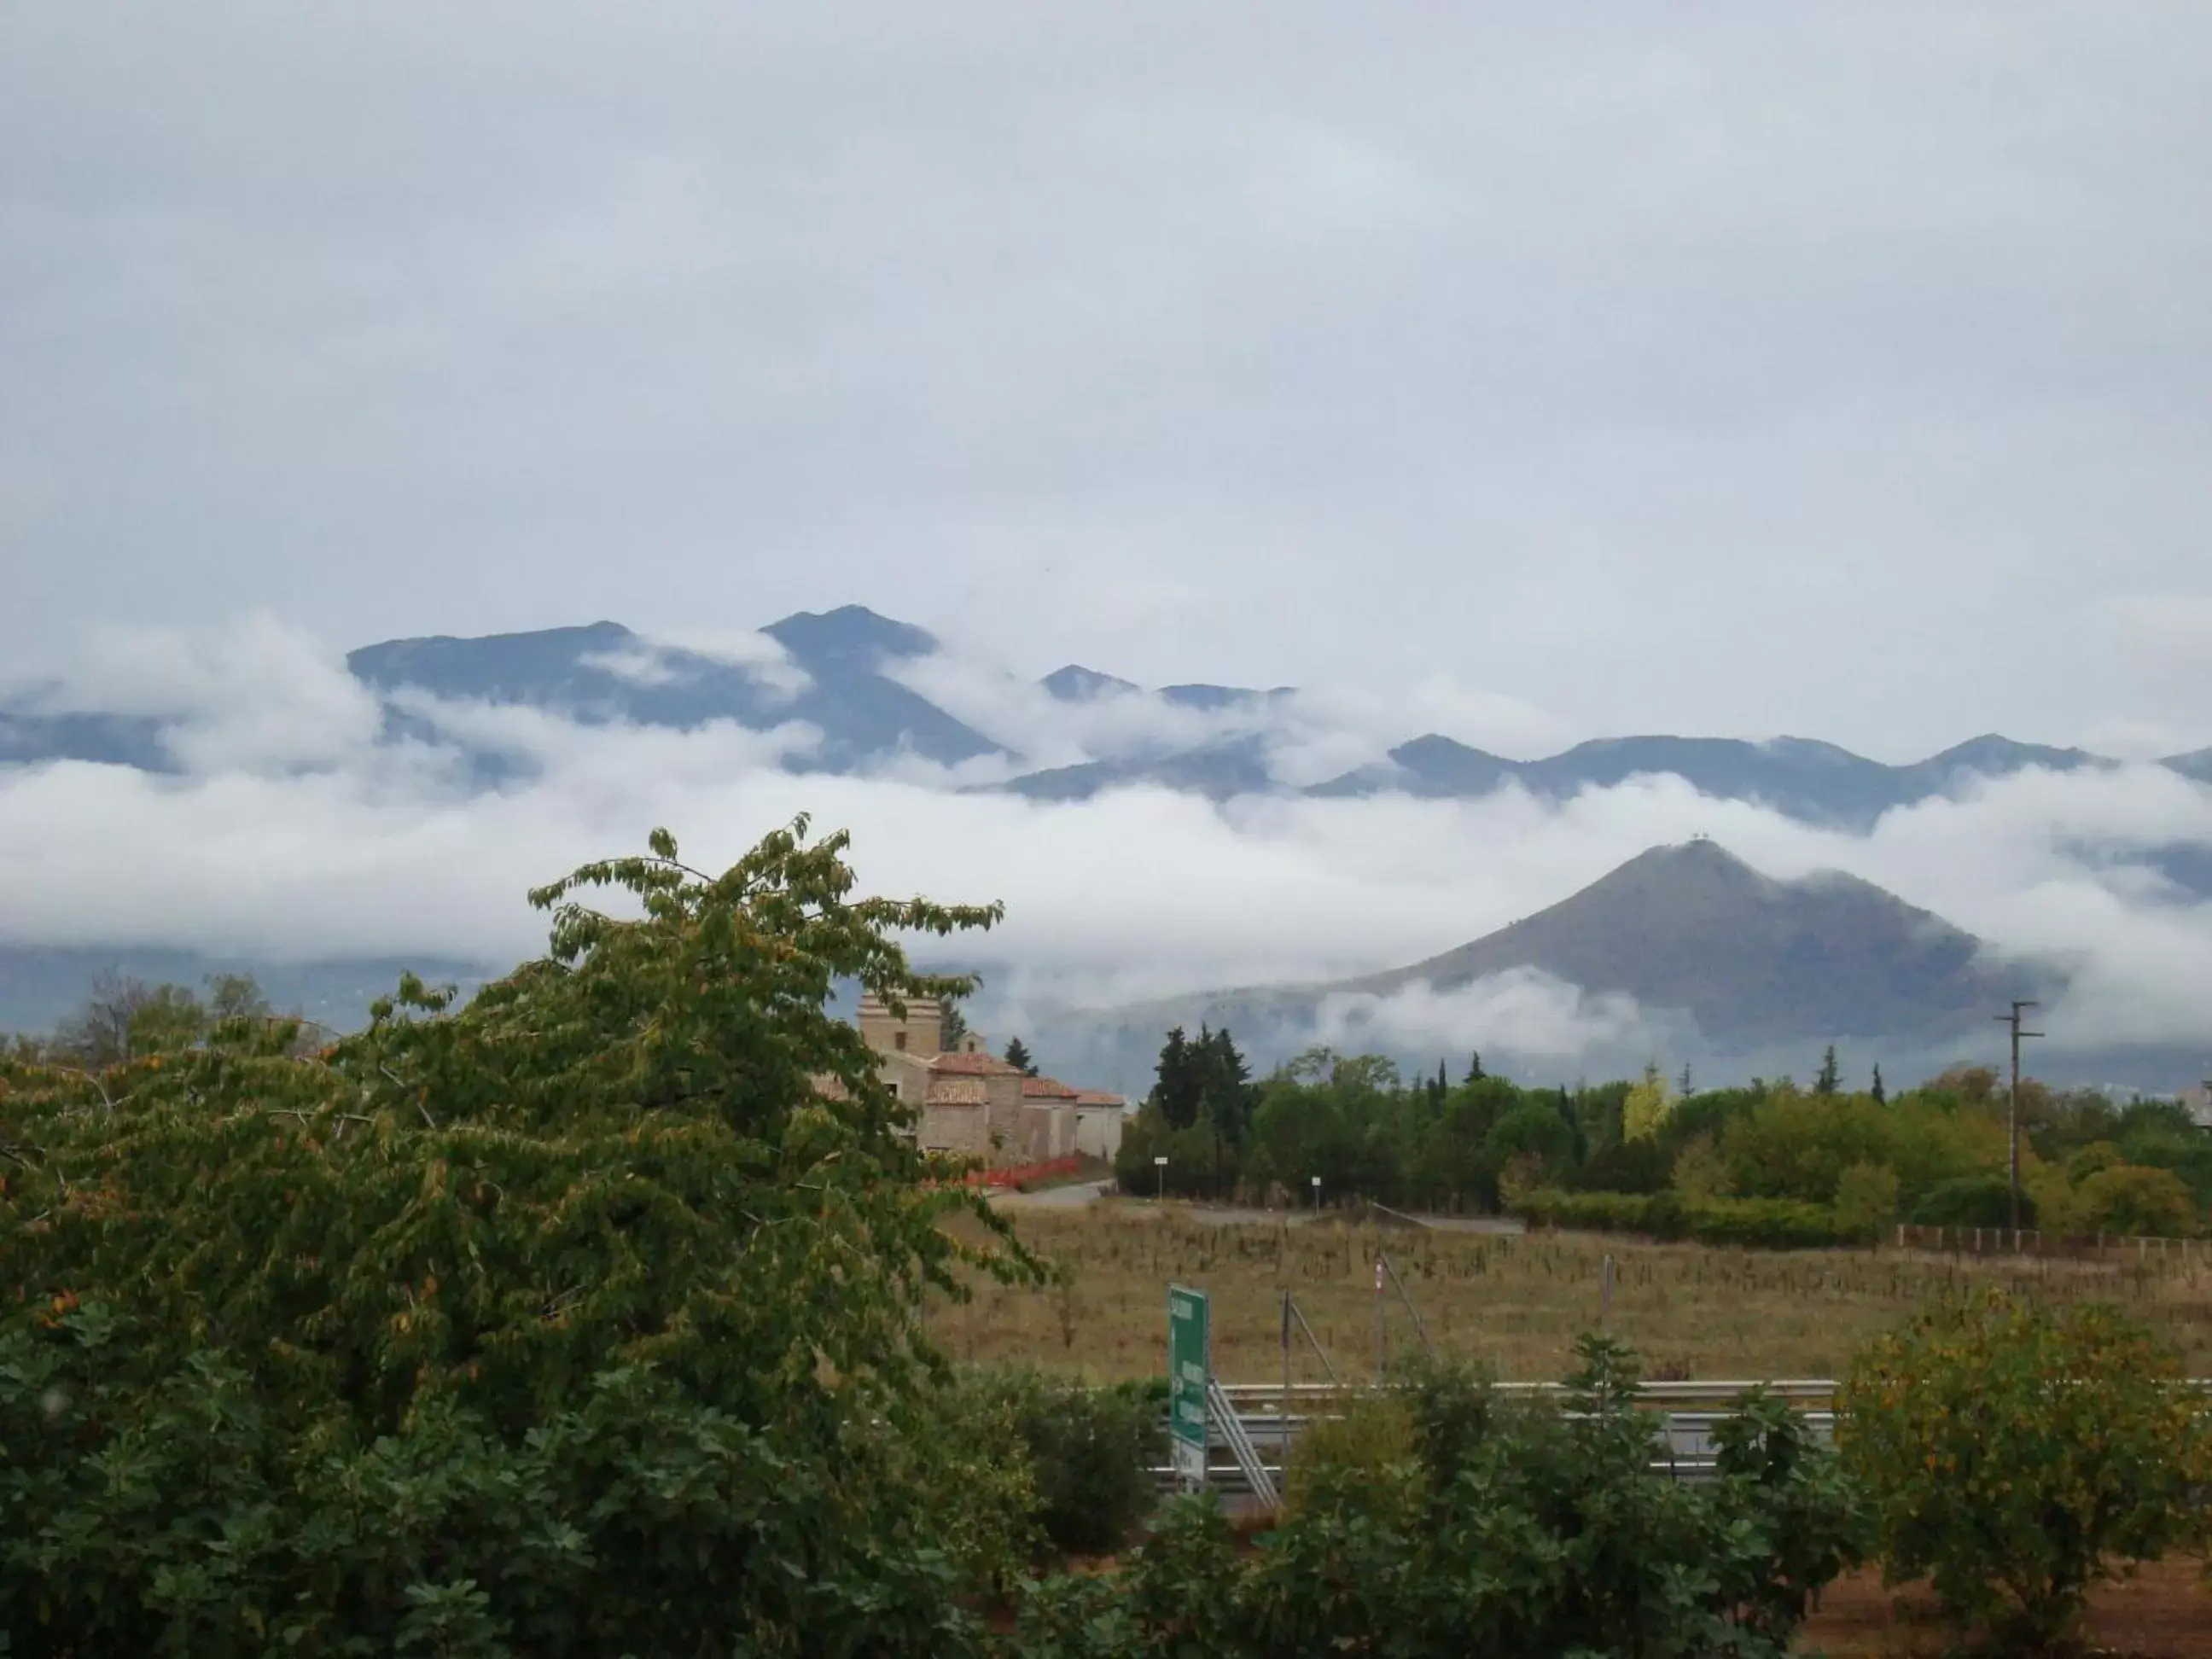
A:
[852,992,1124,1165]
[2180,1082,2212,1132]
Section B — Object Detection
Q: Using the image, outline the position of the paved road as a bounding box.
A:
[990,1184,1524,1235]
[989,1178,1113,1209]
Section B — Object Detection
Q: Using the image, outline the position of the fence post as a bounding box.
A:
[1600,1253,1615,1331]
[1373,1258,1387,1378]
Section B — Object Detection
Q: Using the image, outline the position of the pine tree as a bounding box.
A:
[1871,1062,1887,1105]
[1151,1027,1204,1129]
[1198,1026,1257,1144]
[1464,1050,1486,1084]
[1814,1045,1842,1097]
[1003,1035,1037,1076]
[939,997,969,1051]
[1677,1062,1693,1097]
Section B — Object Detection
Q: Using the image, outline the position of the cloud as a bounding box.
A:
[628,628,814,703]
[881,649,1242,774]
[0,619,2208,1078]
[1313,971,1666,1068]
[10,614,386,774]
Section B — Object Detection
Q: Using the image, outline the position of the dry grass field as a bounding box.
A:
[929,1201,2212,1383]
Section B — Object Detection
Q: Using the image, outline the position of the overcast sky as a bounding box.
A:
[7,4,2210,759]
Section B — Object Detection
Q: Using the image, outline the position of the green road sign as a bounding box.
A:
[1167,1284,1210,1483]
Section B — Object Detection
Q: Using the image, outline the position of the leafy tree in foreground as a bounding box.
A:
[0,818,1041,1656]
[1840,1290,2212,1651]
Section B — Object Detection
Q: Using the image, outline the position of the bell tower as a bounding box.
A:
[856,992,943,1058]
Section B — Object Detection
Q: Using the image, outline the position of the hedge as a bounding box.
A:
[1512,1189,1868,1250]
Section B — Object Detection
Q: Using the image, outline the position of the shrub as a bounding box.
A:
[968,1371,1162,1558]
[1282,1390,1412,1511]
[1010,1495,1247,1659]
[1004,1341,1866,1659]
[1907,1172,2030,1229]
[1509,1188,1667,1234]
[2075,1162,2197,1237]
[1511,1189,1858,1249]
[1688,1196,1857,1249]
[1840,1290,2212,1650]
[1710,1388,1875,1644]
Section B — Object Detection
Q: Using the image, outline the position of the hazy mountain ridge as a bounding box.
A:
[349,608,1004,772]
[1335,841,2037,1047]
[6,607,2206,826]
[0,943,494,1039]
[1023,841,2087,1091]
[1077,841,2043,1048]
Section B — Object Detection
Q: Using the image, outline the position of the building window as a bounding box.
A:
[894,1031,907,1051]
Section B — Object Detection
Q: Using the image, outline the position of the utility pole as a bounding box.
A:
[1994,1000,2044,1231]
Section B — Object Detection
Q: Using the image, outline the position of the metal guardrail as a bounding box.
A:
[1161,1376,2212,1499]
[1216,1377,1843,1412]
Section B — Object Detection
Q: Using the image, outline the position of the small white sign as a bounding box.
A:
[1172,1436,1208,1481]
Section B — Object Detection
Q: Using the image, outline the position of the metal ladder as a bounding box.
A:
[1207,1377,1282,1511]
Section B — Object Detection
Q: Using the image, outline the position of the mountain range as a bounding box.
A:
[1016,840,2203,1095]
[7,605,2208,832]
[3,606,2208,1083]
[0,943,492,1039]
[1082,840,2041,1051]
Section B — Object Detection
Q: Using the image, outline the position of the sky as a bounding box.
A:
[6,3,2212,760]
[3,7,2211,1080]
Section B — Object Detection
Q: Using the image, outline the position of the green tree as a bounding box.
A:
[1841,1291,2212,1650]
[1150,1026,1202,1129]
[1621,1066,1673,1143]
[1832,1161,1901,1237]
[1003,1035,1038,1076]
[1869,1062,1886,1105]
[0,819,1041,1653]
[1197,1025,1258,1146]
[2075,1162,2197,1236]
[940,994,970,1051]
[1813,1045,1841,1097]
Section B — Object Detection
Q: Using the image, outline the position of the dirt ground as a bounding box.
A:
[1802,1558,2211,1656]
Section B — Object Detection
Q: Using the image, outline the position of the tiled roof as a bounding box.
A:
[926,1077,989,1105]
[1022,1075,1080,1099]
[1074,1091,1126,1108]
[929,1051,1020,1075]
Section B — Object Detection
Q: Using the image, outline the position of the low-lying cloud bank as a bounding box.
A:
[2,619,2209,1080]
